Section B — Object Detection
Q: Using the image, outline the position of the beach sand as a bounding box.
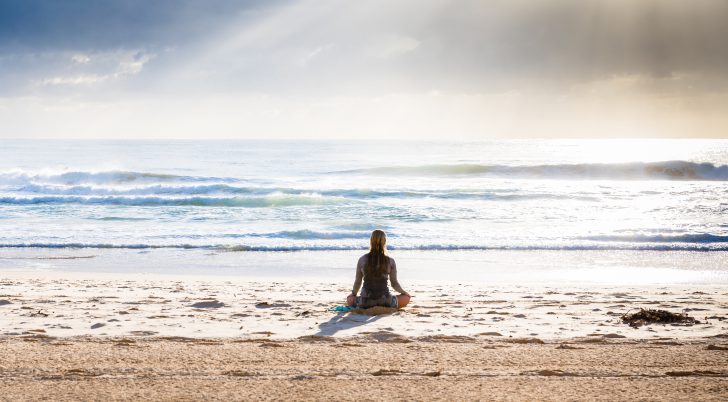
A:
[2,336,727,401]
[1,271,727,400]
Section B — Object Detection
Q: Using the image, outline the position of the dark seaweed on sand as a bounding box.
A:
[621,308,699,328]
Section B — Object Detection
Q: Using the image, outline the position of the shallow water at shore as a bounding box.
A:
[2,248,727,285]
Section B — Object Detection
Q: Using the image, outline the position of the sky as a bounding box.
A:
[0,0,727,140]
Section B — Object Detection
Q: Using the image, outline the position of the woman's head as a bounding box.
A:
[369,230,387,254]
[365,230,388,276]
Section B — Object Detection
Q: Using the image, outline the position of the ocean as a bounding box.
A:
[1,139,727,283]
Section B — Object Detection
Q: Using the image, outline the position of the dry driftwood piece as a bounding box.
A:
[621,308,699,328]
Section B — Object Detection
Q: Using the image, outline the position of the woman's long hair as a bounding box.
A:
[365,230,389,277]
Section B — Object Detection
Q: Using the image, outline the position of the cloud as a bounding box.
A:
[150,0,728,96]
[33,50,154,87]
[0,0,726,138]
[36,75,106,86]
[118,51,153,75]
[375,35,420,58]
[71,54,90,64]
[4,1,728,95]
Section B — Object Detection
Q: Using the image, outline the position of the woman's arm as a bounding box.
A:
[350,257,364,296]
[389,258,408,295]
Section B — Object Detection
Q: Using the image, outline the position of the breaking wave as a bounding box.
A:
[336,161,728,181]
[5,184,599,202]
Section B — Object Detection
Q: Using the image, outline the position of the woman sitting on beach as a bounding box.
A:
[347,230,411,309]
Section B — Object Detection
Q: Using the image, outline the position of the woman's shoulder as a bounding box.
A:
[357,253,394,263]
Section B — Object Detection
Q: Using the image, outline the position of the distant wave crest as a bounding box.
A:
[335,161,728,181]
[0,194,345,207]
[5,162,728,189]
[0,169,234,185]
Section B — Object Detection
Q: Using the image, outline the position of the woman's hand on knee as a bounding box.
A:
[346,294,356,306]
[396,293,411,308]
